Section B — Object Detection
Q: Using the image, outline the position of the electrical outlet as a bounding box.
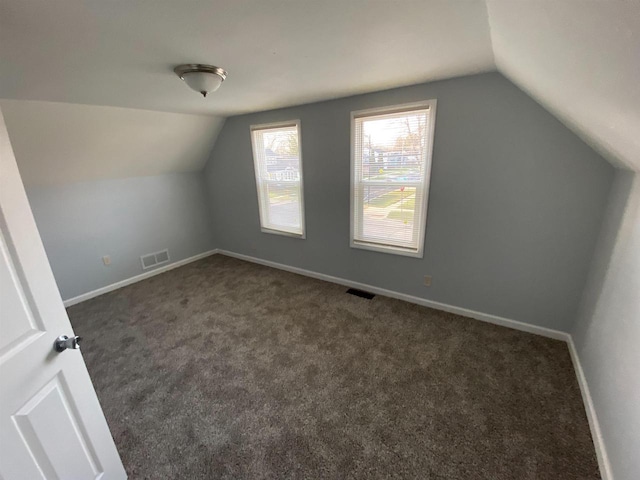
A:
[424,275,432,287]
[102,255,111,266]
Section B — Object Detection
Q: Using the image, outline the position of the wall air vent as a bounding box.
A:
[140,249,170,270]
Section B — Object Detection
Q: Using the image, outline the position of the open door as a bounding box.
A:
[0,109,126,479]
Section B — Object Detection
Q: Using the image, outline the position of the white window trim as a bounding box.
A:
[250,119,306,239]
[349,100,437,258]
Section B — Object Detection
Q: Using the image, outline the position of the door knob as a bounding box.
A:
[54,335,83,352]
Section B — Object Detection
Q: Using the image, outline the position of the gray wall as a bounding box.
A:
[27,173,215,300]
[573,170,640,480]
[204,72,613,331]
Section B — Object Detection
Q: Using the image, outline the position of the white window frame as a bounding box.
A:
[350,100,437,258]
[250,119,306,238]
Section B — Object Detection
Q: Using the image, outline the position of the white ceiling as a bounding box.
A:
[0,100,224,186]
[0,0,495,116]
[1,0,638,176]
[487,0,640,171]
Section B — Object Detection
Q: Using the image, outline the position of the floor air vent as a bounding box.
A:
[140,249,170,270]
[346,288,375,300]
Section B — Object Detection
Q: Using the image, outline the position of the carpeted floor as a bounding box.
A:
[67,254,600,479]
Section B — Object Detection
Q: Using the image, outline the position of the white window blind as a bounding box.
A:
[251,121,305,237]
[350,101,436,257]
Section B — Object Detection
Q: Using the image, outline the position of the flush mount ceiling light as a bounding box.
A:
[174,64,228,98]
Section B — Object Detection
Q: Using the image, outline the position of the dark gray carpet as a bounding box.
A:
[67,254,600,479]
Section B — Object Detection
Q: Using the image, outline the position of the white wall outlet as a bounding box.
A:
[102,255,111,266]
[424,275,432,287]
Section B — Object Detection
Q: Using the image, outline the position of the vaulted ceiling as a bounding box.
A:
[487,0,640,171]
[0,100,224,186]
[1,0,638,182]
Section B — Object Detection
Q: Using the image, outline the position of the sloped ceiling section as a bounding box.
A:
[0,100,225,186]
[486,0,640,171]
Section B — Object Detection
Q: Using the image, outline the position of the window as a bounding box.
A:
[350,101,436,257]
[251,120,305,237]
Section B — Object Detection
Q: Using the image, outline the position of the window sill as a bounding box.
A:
[261,227,306,239]
[350,240,423,258]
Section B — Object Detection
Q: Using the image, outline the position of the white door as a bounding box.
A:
[0,110,126,479]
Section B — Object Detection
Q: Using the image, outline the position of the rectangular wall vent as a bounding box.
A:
[140,249,170,270]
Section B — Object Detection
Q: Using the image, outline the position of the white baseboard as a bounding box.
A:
[63,249,219,307]
[217,249,570,342]
[567,338,612,480]
[65,246,570,339]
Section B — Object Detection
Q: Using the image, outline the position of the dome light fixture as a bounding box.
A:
[174,64,228,98]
